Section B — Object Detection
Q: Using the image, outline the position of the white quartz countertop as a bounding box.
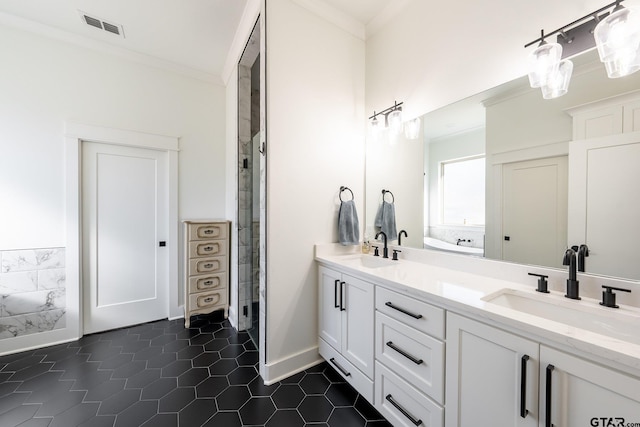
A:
[315,245,640,374]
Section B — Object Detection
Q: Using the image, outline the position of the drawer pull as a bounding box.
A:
[385,394,422,426]
[329,358,351,377]
[203,263,214,268]
[385,302,423,319]
[386,341,424,365]
[203,246,214,252]
[521,354,530,418]
[203,280,213,286]
[545,364,555,427]
[204,297,214,303]
[204,229,214,234]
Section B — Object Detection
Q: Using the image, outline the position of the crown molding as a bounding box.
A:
[291,0,365,40]
[222,0,261,86]
[365,0,411,39]
[0,11,222,85]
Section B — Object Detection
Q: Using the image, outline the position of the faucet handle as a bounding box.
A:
[392,249,402,261]
[528,273,549,293]
[600,285,631,309]
[372,245,379,257]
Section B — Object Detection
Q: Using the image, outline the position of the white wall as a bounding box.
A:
[365,0,620,120]
[264,0,365,381]
[365,129,424,249]
[0,23,226,351]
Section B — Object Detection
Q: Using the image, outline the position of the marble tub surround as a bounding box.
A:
[0,248,66,339]
[315,243,640,374]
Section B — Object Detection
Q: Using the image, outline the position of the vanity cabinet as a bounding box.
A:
[446,313,640,427]
[375,287,445,427]
[318,266,374,401]
[183,220,230,328]
[446,312,539,427]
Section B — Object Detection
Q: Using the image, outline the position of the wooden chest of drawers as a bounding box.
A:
[183,220,230,328]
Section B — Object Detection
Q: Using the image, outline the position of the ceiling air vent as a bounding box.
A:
[79,11,125,38]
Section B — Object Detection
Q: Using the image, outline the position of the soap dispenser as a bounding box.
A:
[361,233,370,254]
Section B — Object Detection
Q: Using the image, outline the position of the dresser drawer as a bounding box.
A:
[319,338,374,404]
[189,256,226,275]
[188,240,227,258]
[375,362,443,427]
[189,272,227,293]
[376,286,444,339]
[189,289,227,310]
[376,312,444,404]
[188,223,228,241]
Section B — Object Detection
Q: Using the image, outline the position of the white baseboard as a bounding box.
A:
[262,345,323,385]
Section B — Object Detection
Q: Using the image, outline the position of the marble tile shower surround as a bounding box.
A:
[0,248,66,339]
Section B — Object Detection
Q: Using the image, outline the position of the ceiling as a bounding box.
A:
[0,0,393,82]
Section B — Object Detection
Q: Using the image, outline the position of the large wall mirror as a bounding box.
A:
[365,49,640,282]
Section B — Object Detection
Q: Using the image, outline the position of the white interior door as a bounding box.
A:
[568,132,640,280]
[502,156,568,268]
[82,141,168,334]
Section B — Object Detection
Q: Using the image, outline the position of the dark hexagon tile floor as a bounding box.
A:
[0,313,391,427]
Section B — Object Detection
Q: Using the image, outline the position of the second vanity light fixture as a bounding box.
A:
[369,101,421,140]
[525,0,640,99]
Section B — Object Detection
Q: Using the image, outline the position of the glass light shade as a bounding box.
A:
[370,116,380,132]
[387,109,403,135]
[594,7,640,78]
[541,59,573,99]
[527,42,562,88]
[404,117,421,140]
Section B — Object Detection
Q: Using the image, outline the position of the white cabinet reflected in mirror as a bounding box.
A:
[365,49,640,281]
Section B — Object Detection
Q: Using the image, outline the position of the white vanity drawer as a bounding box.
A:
[189,289,227,310]
[188,272,227,293]
[376,312,444,404]
[376,286,444,339]
[188,223,228,241]
[319,338,374,404]
[189,256,227,275]
[188,240,227,258]
[375,362,443,427]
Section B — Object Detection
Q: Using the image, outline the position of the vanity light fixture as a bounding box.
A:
[525,0,640,99]
[369,101,420,140]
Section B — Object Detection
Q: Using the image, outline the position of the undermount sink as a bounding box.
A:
[482,289,640,345]
[339,254,397,269]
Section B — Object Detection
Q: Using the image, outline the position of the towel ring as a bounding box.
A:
[382,189,394,203]
[339,186,354,202]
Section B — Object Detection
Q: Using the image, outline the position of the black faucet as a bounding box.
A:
[398,230,408,246]
[562,248,580,300]
[577,244,589,272]
[375,231,388,259]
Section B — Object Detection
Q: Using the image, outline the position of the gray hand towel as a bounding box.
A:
[374,201,398,241]
[338,200,360,246]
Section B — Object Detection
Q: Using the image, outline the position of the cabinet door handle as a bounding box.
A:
[339,281,346,311]
[385,302,423,319]
[334,280,340,308]
[386,341,423,365]
[520,354,529,418]
[329,358,351,377]
[385,394,422,426]
[546,364,555,427]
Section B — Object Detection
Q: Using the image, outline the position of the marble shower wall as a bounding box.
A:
[0,248,66,340]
